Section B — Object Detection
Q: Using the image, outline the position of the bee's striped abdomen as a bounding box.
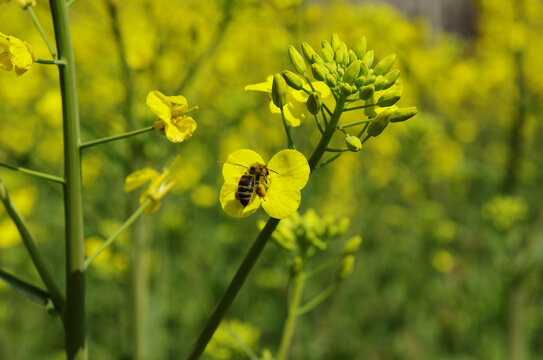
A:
[236,174,255,206]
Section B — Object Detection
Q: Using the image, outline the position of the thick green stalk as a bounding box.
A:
[277,273,305,360]
[49,1,86,359]
[0,180,65,313]
[186,217,280,360]
[308,96,346,171]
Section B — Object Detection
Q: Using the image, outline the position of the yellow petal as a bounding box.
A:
[169,95,189,117]
[261,187,301,219]
[220,181,261,218]
[146,90,171,121]
[8,36,34,76]
[268,101,302,127]
[244,76,273,93]
[165,116,197,143]
[143,199,161,215]
[311,81,332,98]
[124,167,159,192]
[267,149,310,191]
[222,149,266,183]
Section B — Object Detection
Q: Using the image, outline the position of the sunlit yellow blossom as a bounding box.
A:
[125,167,175,214]
[146,90,197,143]
[16,0,36,8]
[220,149,310,219]
[0,32,35,75]
[245,76,331,127]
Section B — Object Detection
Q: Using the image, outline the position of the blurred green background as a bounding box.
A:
[1,0,542,359]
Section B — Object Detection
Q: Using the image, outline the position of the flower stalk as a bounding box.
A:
[26,5,57,59]
[0,161,65,184]
[49,0,86,359]
[277,273,305,360]
[79,126,154,150]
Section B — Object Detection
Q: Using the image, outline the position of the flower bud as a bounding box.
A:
[367,108,393,137]
[359,61,369,77]
[354,76,366,87]
[310,63,327,81]
[342,60,361,84]
[322,47,334,63]
[306,92,322,114]
[311,53,325,65]
[362,50,374,68]
[349,50,358,63]
[365,74,376,84]
[390,107,418,123]
[324,62,337,74]
[373,54,396,76]
[342,235,363,255]
[288,45,307,74]
[331,33,341,51]
[353,36,367,59]
[337,255,355,280]
[325,74,337,87]
[373,76,389,91]
[382,69,400,90]
[301,42,317,63]
[282,70,304,90]
[358,84,374,100]
[290,256,303,276]
[377,92,401,107]
[339,43,349,65]
[16,0,36,8]
[345,135,362,152]
[272,73,288,108]
[334,50,344,65]
[340,83,353,96]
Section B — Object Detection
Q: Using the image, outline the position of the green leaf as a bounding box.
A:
[0,269,51,306]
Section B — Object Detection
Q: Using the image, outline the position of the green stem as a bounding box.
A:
[325,147,348,152]
[305,256,341,278]
[280,107,295,150]
[66,0,76,7]
[277,273,305,360]
[337,119,372,129]
[79,126,154,150]
[0,179,65,314]
[308,96,346,171]
[360,134,371,145]
[49,0,86,358]
[316,153,342,169]
[344,103,376,111]
[186,217,280,360]
[0,268,51,306]
[0,161,65,184]
[36,58,67,65]
[357,123,369,138]
[314,115,324,134]
[26,6,57,59]
[84,199,150,269]
[296,284,335,316]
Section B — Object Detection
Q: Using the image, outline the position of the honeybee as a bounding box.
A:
[229,162,277,207]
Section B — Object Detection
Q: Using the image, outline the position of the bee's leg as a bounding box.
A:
[235,191,239,200]
[256,184,266,198]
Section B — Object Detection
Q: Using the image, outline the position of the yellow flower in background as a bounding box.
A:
[15,0,36,8]
[146,90,197,143]
[245,76,331,127]
[0,32,35,75]
[125,167,175,214]
[220,149,310,219]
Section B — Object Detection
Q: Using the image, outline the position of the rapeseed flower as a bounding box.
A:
[244,76,331,127]
[125,167,175,214]
[0,32,35,75]
[146,90,197,143]
[220,149,309,219]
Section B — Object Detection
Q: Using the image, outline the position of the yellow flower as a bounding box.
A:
[15,0,36,8]
[220,149,310,219]
[244,76,331,127]
[125,167,175,214]
[0,32,35,76]
[146,90,197,143]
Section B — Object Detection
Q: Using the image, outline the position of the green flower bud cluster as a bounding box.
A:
[266,209,350,257]
[286,34,401,99]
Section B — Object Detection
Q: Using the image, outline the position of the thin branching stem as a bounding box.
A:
[277,273,305,360]
[326,147,349,152]
[0,161,65,184]
[0,180,65,314]
[296,284,335,316]
[280,107,295,149]
[344,103,377,111]
[36,58,67,65]
[84,199,150,269]
[80,126,154,150]
[314,114,324,134]
[337,119,372,129]
[26,6,57,59]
